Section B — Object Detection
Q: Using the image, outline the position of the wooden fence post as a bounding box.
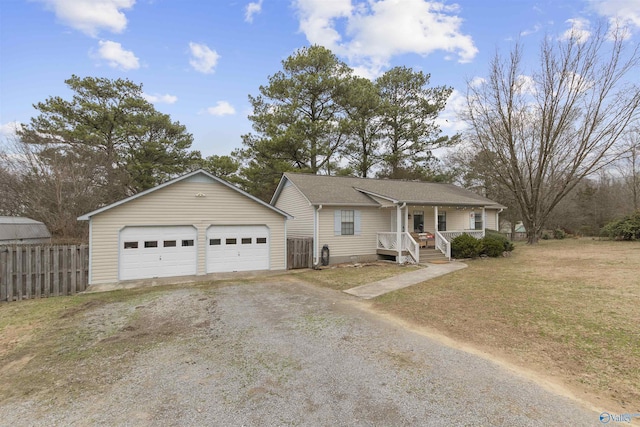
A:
[44,246,51,298]
[7,246,13,302]
[0,249,6,302]
[35,247,41,298]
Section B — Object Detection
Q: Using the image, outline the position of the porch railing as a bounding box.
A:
[376,232,419,263]
[440,230,484,241]
[435,230,484,260]
[435,231,451,260]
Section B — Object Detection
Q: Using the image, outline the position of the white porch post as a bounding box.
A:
[434,206,439,232]
[396,204,402,264]
[404,206,409,232]
[482,207,486,237]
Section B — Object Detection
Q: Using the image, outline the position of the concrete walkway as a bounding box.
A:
[344,262,467,299]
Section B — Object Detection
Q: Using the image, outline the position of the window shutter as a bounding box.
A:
[334,210,341,235]
[354,210,361,235]
[469,213,475,230]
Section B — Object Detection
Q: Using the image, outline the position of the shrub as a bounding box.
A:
[601,211,640,240]
[451,233,482,259]
[484,229,515,252]
[480,235,505,257]
[553,228,566,240]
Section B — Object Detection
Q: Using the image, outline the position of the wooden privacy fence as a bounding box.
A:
[0,245,89,303]
[287,237,313,269]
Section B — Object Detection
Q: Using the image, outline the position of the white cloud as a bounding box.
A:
[516,74,537,95]
[37,0,135,37]
[293,0,478,77]
[469,76,486,87]
[590,0,640,30]
[561,18,591,43]
[520,24,541,37]
[142,93,178,104]
[0,121,23,139]
[94,40,140,70]
[189,42,220,74]
[206,101,236,116]
[435,89,467,134]
[245,0,263,23]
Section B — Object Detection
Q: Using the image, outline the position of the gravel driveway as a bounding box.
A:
[2,279,599,426]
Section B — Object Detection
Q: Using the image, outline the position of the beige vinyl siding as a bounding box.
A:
[317,207,390,259]
[485,208,498,230]
[90,179,286,284]
[274,181,314,237]
[440,209,470,231]
[409,206,437,233]
[437,208,495,231]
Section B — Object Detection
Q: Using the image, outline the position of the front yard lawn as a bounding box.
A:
[367,239,640,411]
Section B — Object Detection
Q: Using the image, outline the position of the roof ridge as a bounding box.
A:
[284,172,450,185]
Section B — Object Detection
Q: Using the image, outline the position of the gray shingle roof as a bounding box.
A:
[0,216,51,241]
[279,173,505,208]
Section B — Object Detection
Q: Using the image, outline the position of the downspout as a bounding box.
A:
[497,208,504,234]
[314,204,323,266]
[396,202,406,264]
[88,219,93,285]
[482,207,486,237]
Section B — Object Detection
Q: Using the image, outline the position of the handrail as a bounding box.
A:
[376,232,419,263]
[403,232,419,264]
[434,230,451,260]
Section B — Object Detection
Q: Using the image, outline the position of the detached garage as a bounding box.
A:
[78,170,291,286]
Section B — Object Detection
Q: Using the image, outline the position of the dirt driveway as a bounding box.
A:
[1,278,599,426]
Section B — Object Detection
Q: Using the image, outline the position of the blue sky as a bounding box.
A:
[1,0,639,157]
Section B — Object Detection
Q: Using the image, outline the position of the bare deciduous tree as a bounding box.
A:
[616,127,640,211]
[463,24,640,243]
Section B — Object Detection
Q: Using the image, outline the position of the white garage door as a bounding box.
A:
[206,225,269,273]
[119,226,197,280]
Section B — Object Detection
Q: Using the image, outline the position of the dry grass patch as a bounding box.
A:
[0,280,232,404]
[373,239,640,410]
[296,262,421,291]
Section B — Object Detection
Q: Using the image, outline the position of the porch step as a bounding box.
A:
[419,249,449,263]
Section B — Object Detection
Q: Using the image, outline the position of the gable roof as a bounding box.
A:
[0,216,51,241]
[272,173,505,208]
[78,169,292,221]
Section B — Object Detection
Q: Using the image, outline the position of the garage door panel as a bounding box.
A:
[120,226,197,280]
[206,225,269,273]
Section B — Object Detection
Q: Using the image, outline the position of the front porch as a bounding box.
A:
[376,230,484,263]
[375,203,491,263]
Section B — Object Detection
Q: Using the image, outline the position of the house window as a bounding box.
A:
[182,239,194,247]
[256,237,267,244]
[124,241,138,249]
[226,238,237,245]
[437,212,447,231]
[163,240,176,247]
[144,241,158,248]
[341,210,354,235]
[209,238,221,245]
[474,212,483,230]
[241,238,252,244]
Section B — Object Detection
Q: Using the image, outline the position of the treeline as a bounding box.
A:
[232,45,457,200]
[0,45,456,239]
